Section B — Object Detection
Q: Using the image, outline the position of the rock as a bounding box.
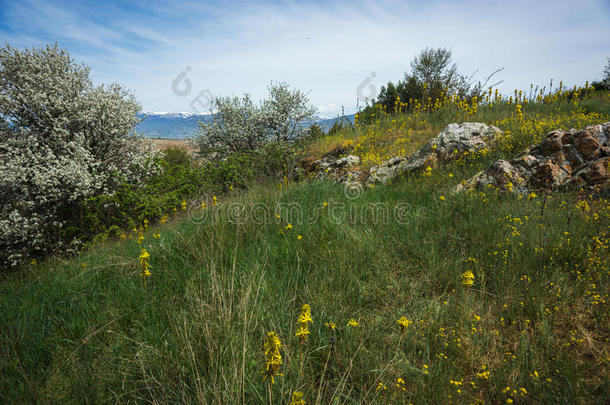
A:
[366,122,502,185]
[367,156,408,185]
[456,160,528,193]
[459,122,610,194]
[311,151,361,184]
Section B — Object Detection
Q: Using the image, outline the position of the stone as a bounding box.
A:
[366,122,502,185]
[459,122,610,194]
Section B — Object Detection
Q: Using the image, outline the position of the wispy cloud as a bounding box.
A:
[1,0,609,115]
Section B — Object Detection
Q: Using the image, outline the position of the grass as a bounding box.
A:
[1,89,609,404]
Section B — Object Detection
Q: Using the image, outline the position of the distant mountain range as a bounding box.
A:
[135,111,355,139]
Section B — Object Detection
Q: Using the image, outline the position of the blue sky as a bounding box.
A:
[1,0,609,116]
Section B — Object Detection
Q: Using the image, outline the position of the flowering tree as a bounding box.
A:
[0,43,159,269]
[193,82,316,157]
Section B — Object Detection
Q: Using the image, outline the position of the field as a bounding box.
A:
[148,138,198,154]
[1,90,609,404]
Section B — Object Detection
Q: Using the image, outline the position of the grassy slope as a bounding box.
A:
[1,93,609,404]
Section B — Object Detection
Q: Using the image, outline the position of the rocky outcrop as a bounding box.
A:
[309,145,363,186]
[458,122,610,194]
[367,122,502,184]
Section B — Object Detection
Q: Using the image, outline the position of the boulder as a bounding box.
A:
[458,122,610,194]
[366,122,502,184]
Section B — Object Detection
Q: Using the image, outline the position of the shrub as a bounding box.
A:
[192,82,316,157]
[0,43,160,269]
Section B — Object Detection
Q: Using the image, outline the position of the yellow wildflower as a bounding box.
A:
[289,391,306,405]
[263,332,282,384]
[461,270,474,287]
[396,316,412,333]
[347,318,359,327]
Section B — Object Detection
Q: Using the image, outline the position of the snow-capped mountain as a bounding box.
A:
[135,111,355,139]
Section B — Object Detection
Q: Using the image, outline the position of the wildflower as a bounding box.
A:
[376,382,387,391]
[200,201,206,210]
[153,231,161,239]
[289,391,306,405]
[120,233,126,239]
[325,322,336,331]
[347,318,359,327]
[295,326,311,340]
[396,316,412,333]
[263,332,282,384]
[137,232,144,244]
[213,196,218,206]
[506,399,513,404]
[396,377,407,391]
[285,223,293,230]
[461,270,474,287]
[296,304,313,343]
[139,249,151,278]
[30,259,36,265]
[528,192,537,200]
[439,195,446,201]
[181,200,187,210]
[422,364,429,374]
[473,314,481,321]
[143,218,148,229]
[275,213,280,220]
[297,235,303,240]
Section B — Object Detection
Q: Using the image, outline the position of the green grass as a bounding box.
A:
[1,154,608,403]
[1,90,609,404]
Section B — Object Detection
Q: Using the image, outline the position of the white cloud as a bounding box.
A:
[1,0,609,116]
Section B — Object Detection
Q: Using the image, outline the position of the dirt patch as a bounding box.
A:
[147,138,198,154]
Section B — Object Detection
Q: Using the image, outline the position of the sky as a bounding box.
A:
[1,0,609,116]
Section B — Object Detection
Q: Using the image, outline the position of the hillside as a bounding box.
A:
[1,91,609,404]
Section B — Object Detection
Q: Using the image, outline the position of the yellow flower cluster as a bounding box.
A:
[263,332,282,384]
[139,248,151,279]
[295,304,313,343]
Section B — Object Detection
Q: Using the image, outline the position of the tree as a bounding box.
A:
[0,43,157,268]
[261,82,317,143]
[194,94,266,157]
[193,82,316,157]
[410,47,459,95]
[358,47,502,123]
[591,58,610,91]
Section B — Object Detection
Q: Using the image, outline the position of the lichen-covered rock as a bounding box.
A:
[458,122,610,195]
[311,147,361,185]
[367,122,502,184]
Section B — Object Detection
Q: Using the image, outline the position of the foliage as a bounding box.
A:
[192,94,266,157]
[0,43,159,269]
[592,57,610,90]
[192,82,316,157]
[361,48,503,124]
[311,83,607,168]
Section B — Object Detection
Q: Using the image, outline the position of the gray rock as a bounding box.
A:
[366,122,502,185]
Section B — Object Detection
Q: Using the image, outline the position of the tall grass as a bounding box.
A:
[1,90,609,404]
[1,158,608,403]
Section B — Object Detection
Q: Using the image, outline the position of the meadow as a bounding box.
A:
[1,87,609,404]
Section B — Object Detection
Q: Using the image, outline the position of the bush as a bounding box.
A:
[0,43,160,269]
[192,82,316,157]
